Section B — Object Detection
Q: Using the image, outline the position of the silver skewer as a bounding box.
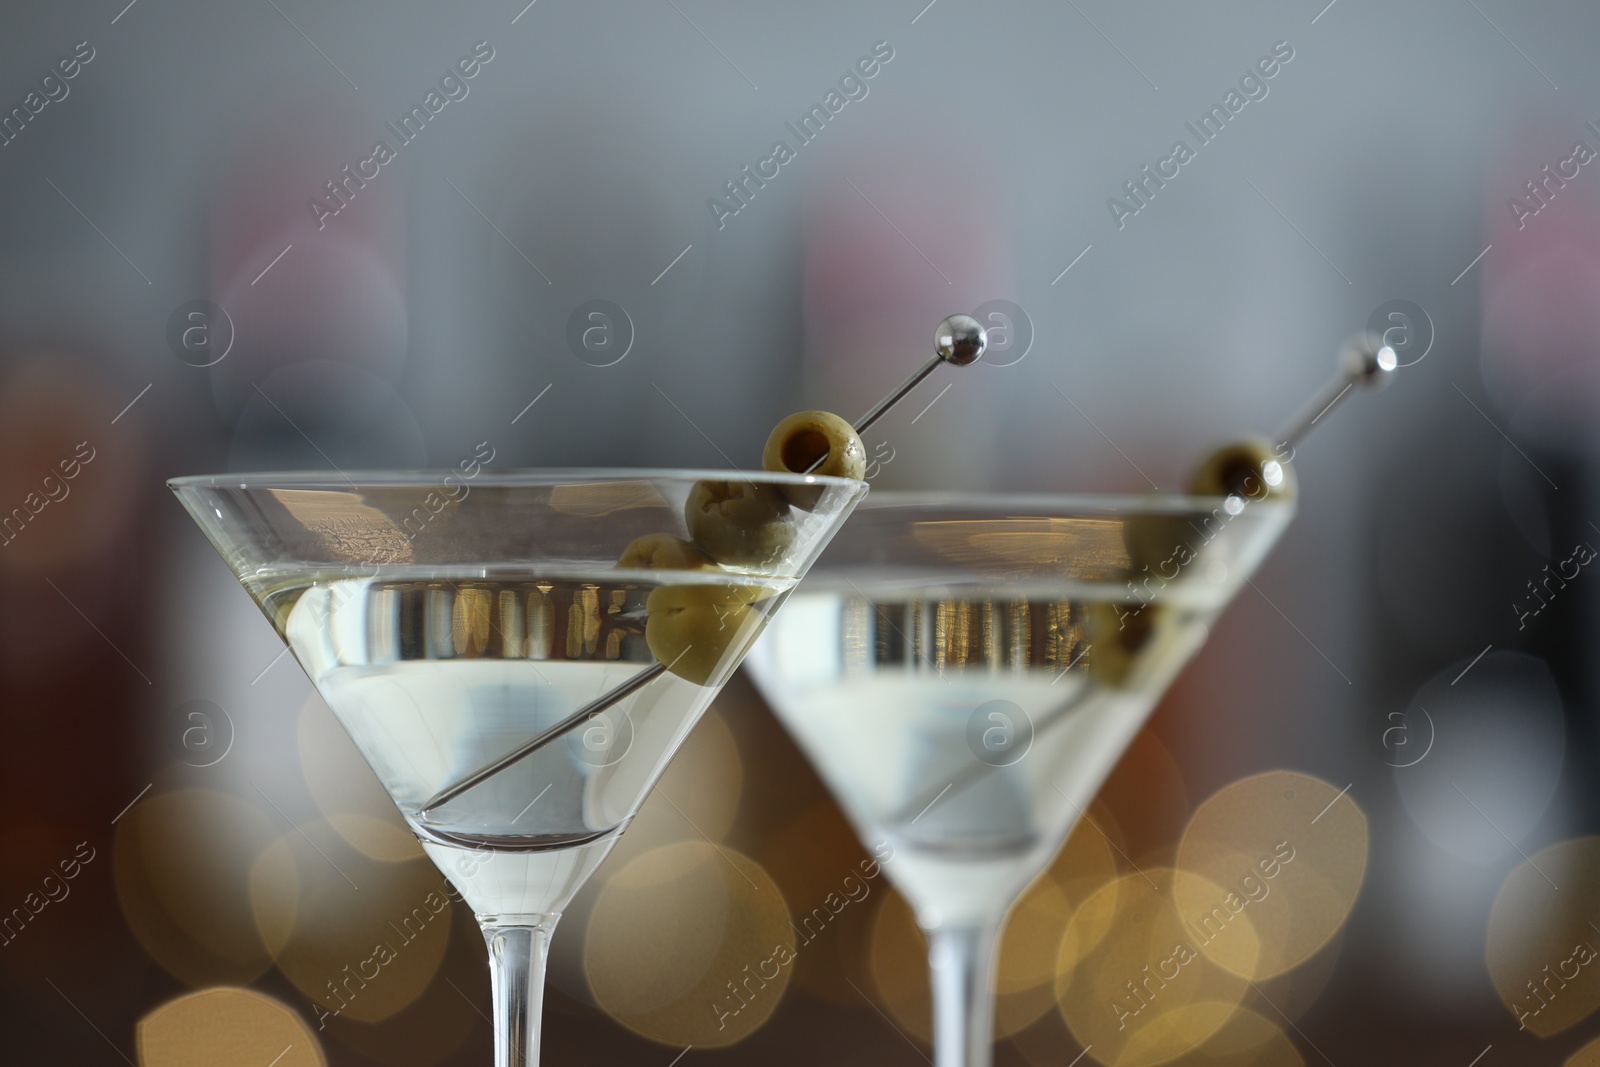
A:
[1272,332,1398,451]
[420,314,989,820]
[805,313,989,472]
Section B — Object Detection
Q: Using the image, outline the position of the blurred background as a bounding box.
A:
[4,0,1600,1062]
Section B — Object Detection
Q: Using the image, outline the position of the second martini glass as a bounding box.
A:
[745,489,1292,1067]
[171,469,866,1067]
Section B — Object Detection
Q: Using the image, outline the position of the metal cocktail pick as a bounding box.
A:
[419,315,988,820]
[1272,332,1397,453]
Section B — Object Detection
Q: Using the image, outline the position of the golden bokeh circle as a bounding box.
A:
[868,888,933,1044]
[995,875,1075,1037]
[136,987,326,1067]
[250,819,452,1025]
[1175,771,1367,981]
[1162,1006,1302,1066]
[1566,1033,1600,1067]
[1045,801,1126,972]
[319,909,487,1067]
[1057,869,1256,1067]
[1487,836,1600,1036]
[113,789,279,987]
[585,840,793,1047]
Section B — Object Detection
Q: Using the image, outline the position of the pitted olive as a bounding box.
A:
[618,533,714,571]
[645,583,767,685]
[685,479,796,566]
[762,409,866,509]
[1188,437,1295,502]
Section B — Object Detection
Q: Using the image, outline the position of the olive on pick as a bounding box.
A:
[685,479,796,566]
[618,533,714,571]
[644,582,767,686]
[1187,436,1295,502]
[762,409,866,509]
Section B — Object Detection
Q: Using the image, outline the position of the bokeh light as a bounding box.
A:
[113,789,280,987]
[1175,771,1367,980]
[1567,1034,1600,1067]
[1486,837,1600,1037]
[868,887,933,1045]
[1162,1006,1302,1067]
[584,840,793,1047]
[137,987,326,1067]
[1057,869,1256,1066]
[250,819,452,1025]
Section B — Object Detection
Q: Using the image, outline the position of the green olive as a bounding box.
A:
[1122,513,1205,582]
[618,533,714,571]
[685,479,796,566]
[1188,437,1295,502]
[645,583,767,685]
[762,409,866,509]
[1087,601,1165,688]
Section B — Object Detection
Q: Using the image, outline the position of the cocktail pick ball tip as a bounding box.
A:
[936,314,987,366]
[1340,332,1398,390]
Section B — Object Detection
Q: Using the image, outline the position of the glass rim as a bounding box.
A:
[845,489,1297,514]
[166,467,868,491]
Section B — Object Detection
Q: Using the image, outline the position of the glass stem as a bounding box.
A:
[484,917,558,1067]
[926,922,1001,1067]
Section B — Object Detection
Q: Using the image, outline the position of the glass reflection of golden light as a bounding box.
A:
[136,987,326,1067]
[113,789,280,987]
[1175,771,1367,981]
[297,693,424,863]
[584,840,793,1047]
[1057,870,1257,1067]
[911,518,1129,578]
[1487,837,1600,1037]
[249,819,452,1026]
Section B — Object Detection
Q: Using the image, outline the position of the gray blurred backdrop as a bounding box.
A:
[3,0,1600,1063]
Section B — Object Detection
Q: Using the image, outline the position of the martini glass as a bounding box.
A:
[744,490,1293,1067]
[170,469,866,1067]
